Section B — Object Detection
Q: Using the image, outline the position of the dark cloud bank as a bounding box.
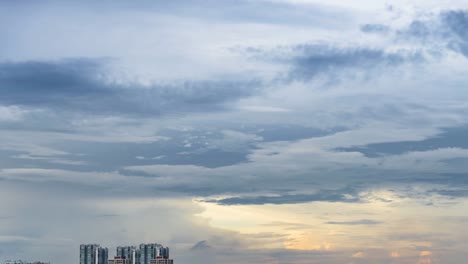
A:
[0,59,261,116]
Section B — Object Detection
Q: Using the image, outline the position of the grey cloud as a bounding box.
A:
[1,0,351,29]
[442,10,468,35]
[152,0,350,28]
[337,125,468,157]
[397,10,468,57]
[387,232,445,243]
[360,24,390,33]
[378,182,468,203]
[242,232,289,239]
[325,219,382,225]
[246,124,347,142]
[404,20,432,39]
[241,9,468,85]
[0,59,260,117]
[184,246,344,264]
[206,189,360,205]
[247,44,424,83]
[287,45,422,82]
[261,221,314,231]
[441,10,468,56]
[93,214,120,218]
[53,128,254,171]
[190,240,212,251]
[0,124,345,173]
[443,172,468,187]
[430,188,468,199]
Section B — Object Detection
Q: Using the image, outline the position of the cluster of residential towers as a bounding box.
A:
[80,244,173,264]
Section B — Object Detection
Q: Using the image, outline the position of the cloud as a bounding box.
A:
[1,0,351,29]
[239,105,291,113]
[0,59,261,117]
[260,221,315,231]
[441,10,468,56]
[205,189,360,205]
[325,219,382,225]
[289,47,422,82]
[429,188,468,199]
[233,9,468,87]
[351,251,365,258]
[360,24,390,34]
[420,250,432,256]
[246,44,424,83]
[0,106,28,121]
[191,240,212,251]
[395,9,468,57]
[0,235,36,242]
[336,126,468,157]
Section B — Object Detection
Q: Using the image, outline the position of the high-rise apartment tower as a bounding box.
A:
[80,244,108,264]
[116,246,140,264]
[138,244,169,264]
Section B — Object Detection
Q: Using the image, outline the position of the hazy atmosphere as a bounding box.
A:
[2,1,468,263]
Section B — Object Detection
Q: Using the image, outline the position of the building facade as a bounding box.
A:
[82,243,172,264]
[149,258,173,264]
[80,244,108,264]
[108,256,132,264]
[116,246,140,264]
[138,244,169,264]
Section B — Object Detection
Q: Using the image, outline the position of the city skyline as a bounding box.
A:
[80,243,172,264]
[1,0,468,263]
[2,243,173,264]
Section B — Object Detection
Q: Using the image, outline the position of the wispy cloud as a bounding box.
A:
[205,189,360,205]
[325,219,382,225]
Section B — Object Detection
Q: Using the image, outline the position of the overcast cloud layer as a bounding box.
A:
[2,1,468,264]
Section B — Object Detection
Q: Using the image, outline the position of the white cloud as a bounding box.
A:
[239,105,292,113]
[0,105,28,121]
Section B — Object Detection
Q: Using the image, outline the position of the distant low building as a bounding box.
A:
[5,261,50,264]
[149,258,173,264]
[108,256,132,264]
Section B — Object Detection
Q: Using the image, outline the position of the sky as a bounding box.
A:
[1,0,468,263]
